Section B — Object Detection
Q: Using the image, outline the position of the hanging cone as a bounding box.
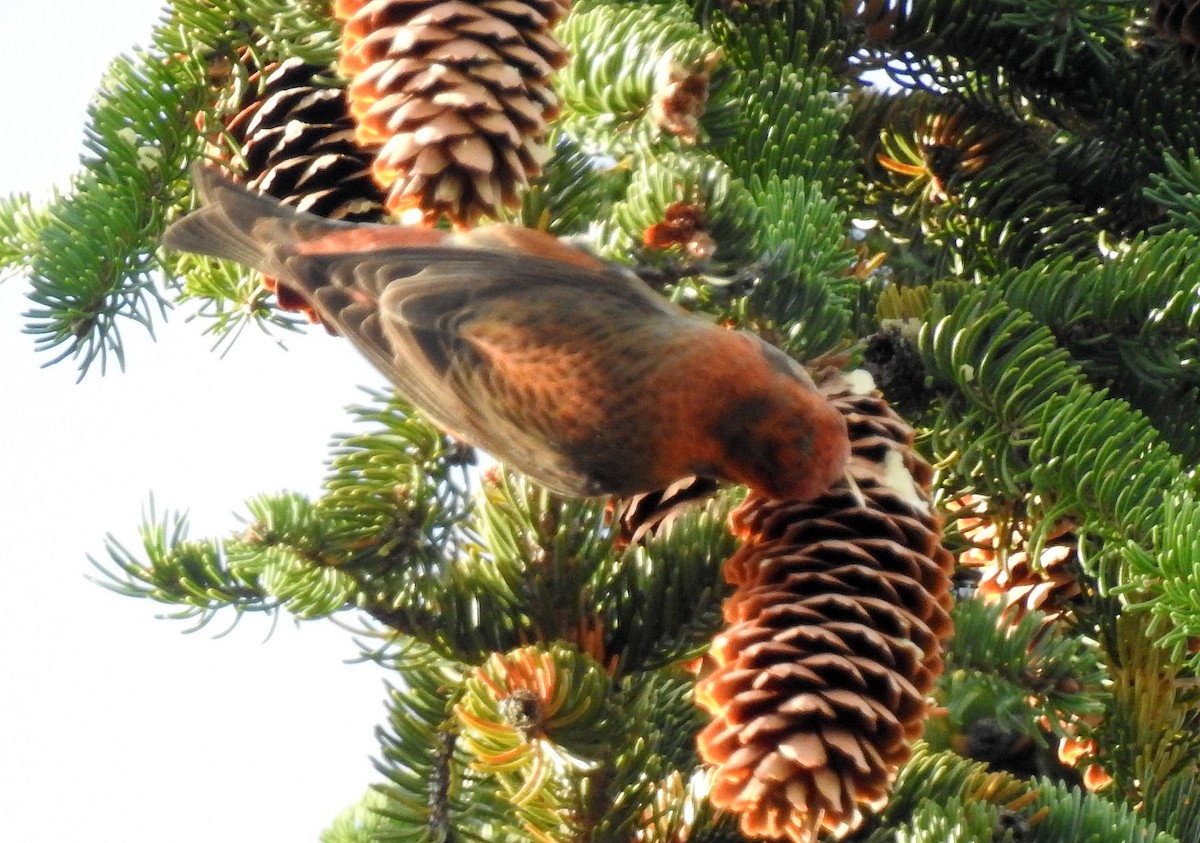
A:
[976,541,1082,623]
[951,496,1084,625]
[695,371,954,843]
[608,475,719,551]
[211,55,388,223]
[335,0,571,226]
[228,58,389,223]
[198,50,388,324]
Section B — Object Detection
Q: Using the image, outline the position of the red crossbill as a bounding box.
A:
[163,168,850,500]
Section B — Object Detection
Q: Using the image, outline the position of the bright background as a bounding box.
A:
[0,4,402,841]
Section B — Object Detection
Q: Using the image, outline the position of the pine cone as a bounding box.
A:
[817,369,935,498]
[226,58,389,223]
[608,475,719,551]
[977,543,1081,621]
[335,0,571,226]
[1154,0,1200,68]
[862,325,933,410]
[200,52,390,324]
[695,371,953,843]
[204,55,389,323]
[214,56,388,223]
[952,499,1084,625]
[959,716,1083,785]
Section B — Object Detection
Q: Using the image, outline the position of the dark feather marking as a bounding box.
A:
[353,310,389,353]
[709,394,778,474]
[410,326,458,376]
[314,286,355,316]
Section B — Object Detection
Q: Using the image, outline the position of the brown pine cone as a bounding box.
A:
[199,51,389,324]
[336,0,571,226]
[226,57,388,222]
[696,371,954,843]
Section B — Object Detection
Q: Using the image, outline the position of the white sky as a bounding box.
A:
[0,4,405,840]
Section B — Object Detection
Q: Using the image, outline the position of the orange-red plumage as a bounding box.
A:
[163,168,850,500]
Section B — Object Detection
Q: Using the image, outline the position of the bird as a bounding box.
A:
[163,167,850,501]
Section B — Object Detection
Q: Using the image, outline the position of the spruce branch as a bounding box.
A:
[31,0,1200,839]
[938,600,1107,747]
[921,293,1187,556]
[90,502,279,630]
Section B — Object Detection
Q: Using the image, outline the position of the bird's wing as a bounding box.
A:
[278,248,674,494]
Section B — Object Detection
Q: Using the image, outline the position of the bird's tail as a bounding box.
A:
[162,166,338,276]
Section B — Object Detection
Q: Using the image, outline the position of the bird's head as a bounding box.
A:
[705,339,850,501]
